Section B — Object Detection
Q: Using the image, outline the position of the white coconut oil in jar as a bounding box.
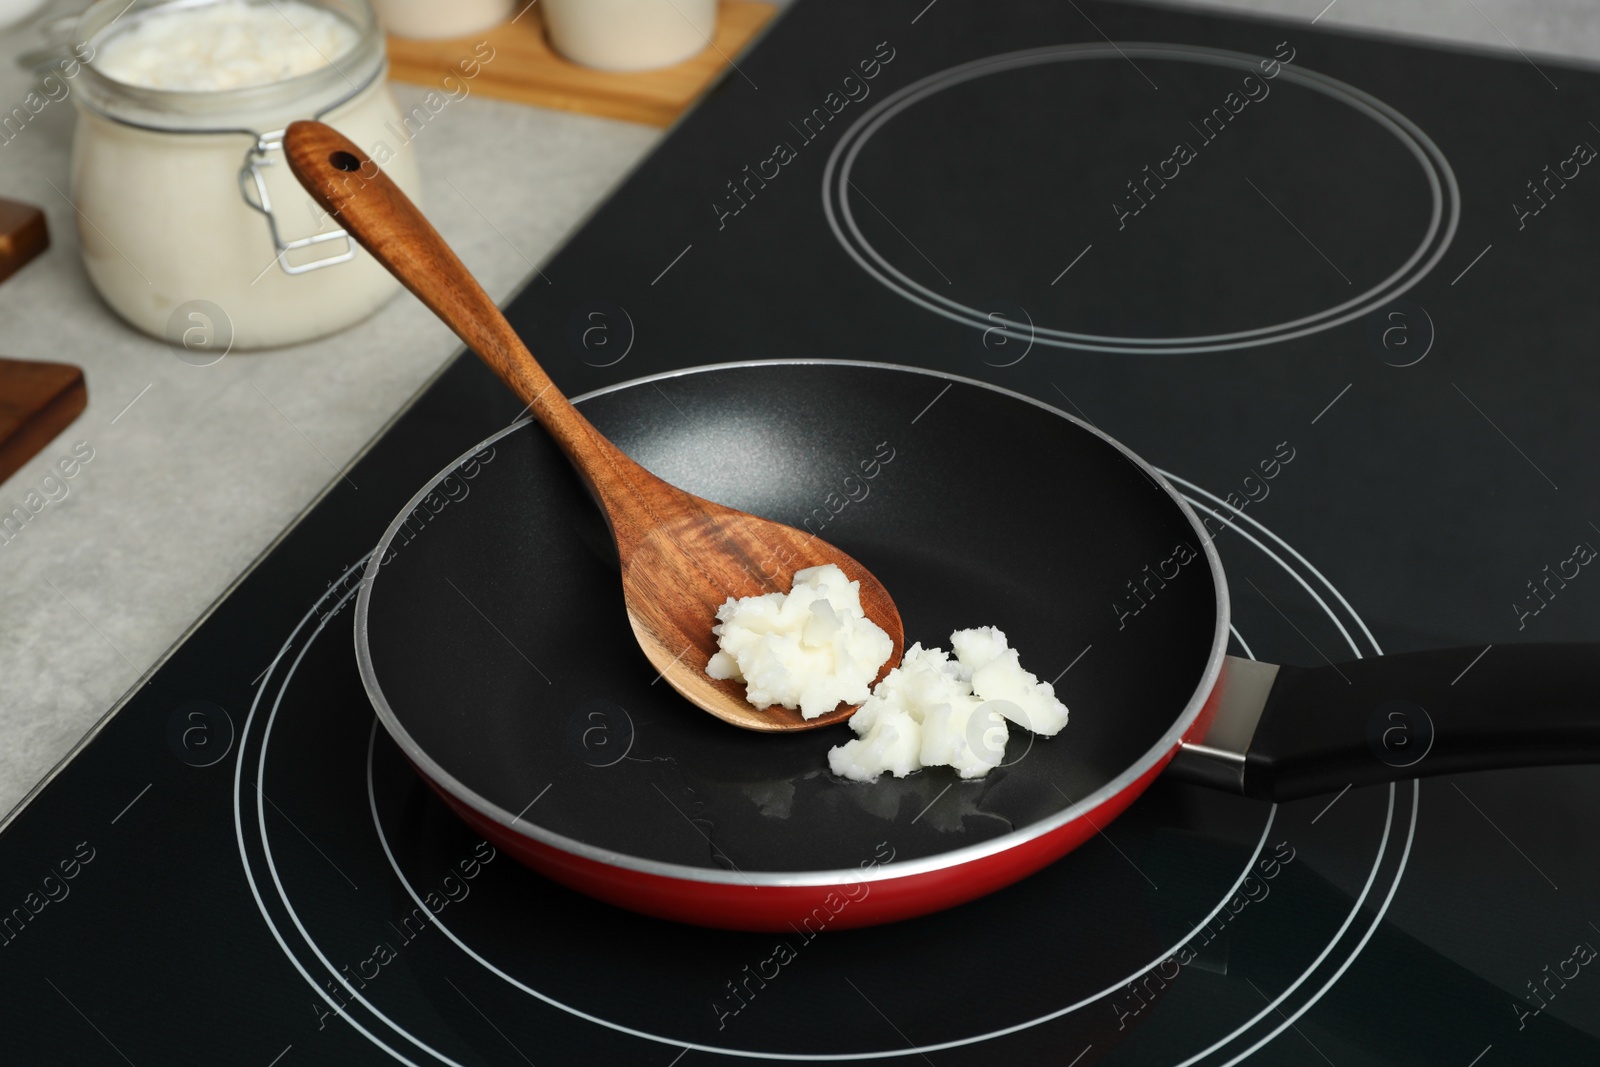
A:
[69,0,423,348]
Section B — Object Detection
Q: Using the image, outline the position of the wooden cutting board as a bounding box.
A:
[385,0,775,127]
[0,358,86,487]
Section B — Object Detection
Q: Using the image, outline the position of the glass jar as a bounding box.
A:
[67,0,423,348]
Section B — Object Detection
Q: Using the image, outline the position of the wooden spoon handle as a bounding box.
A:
[282,121,627,484]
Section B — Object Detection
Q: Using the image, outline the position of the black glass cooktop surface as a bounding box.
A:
[5,1,1600,1064]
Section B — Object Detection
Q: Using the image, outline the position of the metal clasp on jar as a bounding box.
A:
[239,130,354,275]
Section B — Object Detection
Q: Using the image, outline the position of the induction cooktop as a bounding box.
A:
[5,1,1599,1064]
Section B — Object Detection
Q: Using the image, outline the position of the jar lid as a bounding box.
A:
[72,0,384,133]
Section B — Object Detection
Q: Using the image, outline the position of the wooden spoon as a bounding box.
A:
[284,121,903,731]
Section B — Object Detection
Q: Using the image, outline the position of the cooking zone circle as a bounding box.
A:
[234,453,1414,1064]
[821,44,1460,353]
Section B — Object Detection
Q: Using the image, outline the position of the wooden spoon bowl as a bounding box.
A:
[284,121,903,731]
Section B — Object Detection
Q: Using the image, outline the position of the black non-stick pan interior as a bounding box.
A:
[362,362,1220,874]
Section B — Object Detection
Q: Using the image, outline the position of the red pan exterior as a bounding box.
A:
[419,664,1229,931]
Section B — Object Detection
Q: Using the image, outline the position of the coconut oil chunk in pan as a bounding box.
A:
[828,627,1069,782]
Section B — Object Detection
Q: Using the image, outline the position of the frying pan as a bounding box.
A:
[355,360,1600,931]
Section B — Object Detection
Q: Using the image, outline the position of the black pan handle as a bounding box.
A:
[1169,645,1600,802]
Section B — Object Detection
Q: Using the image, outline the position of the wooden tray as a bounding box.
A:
[385,0,775,127]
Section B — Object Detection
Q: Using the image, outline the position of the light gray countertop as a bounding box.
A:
[0,23,661,819]
[2,0,1598,820]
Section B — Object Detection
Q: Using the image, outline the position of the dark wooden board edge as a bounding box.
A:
[0,198,49,287]
[0,359,87,487]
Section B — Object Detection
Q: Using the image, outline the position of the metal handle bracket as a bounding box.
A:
[240,130,355,276]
